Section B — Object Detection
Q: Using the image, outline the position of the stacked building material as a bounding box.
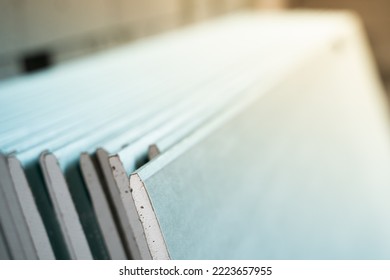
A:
[1,12,390,260]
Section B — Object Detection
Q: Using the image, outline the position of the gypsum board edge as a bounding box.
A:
[127,169,169,260]
[80,152,142,259]
[0,154,37,259]
[7,156,55,259]
[39,152,93,260]
[44,152,110,260]
[16,158,71,259]
[108,155,153,259]
[94,149,150,259]
[79,153,127,260]
[0,155,26,259]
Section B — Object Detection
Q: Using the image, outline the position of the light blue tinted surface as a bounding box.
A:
[0,13,261,152]
[137,32,390,259]
[1,11,389,259]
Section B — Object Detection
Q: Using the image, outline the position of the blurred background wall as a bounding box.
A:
[0,0,252,79]
[289,0,390,95]
[0,0,389,93]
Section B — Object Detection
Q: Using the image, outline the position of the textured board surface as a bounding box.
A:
[2,11,389,260]
[129,14,390,259]
[94,149,147,259]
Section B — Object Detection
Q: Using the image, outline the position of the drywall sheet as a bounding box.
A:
[79,153,127,260]
[0,157,26,259]
[129,27,390,259]
[1,11,389,260]
[0,154,37,259]
[39,153,93,260]
[8,157,55,259]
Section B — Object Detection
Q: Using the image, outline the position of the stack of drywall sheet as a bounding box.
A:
[109,12,390,259]
[1,11,390,260]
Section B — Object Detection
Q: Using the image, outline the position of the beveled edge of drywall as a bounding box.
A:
[108,155,152,260]
[8,155,55,260]
[79,153,128,260]
[129,172,170,260]
[39,152,93,260]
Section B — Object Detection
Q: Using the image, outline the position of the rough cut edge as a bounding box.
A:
[79,153,127,260]
[129,173,170,260]
[108,155,151,260]
[96,148,142,259]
